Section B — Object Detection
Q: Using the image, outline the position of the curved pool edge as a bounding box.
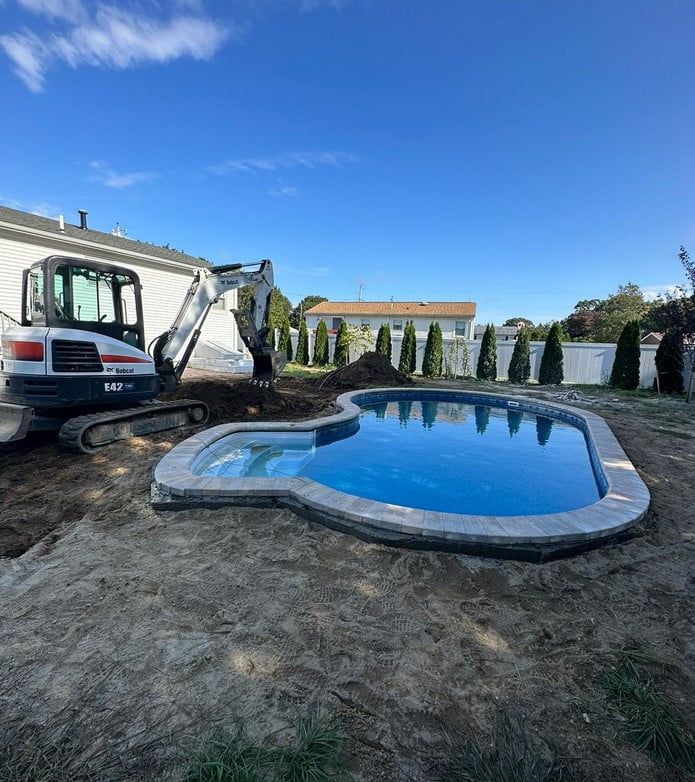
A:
[151,387,651,561]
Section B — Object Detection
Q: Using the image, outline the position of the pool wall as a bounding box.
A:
[151,388,650,562]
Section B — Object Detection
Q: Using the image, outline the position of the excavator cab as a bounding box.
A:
[21,256,146,351]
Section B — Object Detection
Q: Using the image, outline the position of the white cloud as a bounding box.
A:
[89,160,159,189]
[299,0,350,11]
[642,284,681,302]
[209,151,358,175]
[269,185,299,197]
[1,195,62,217]
[17,0,86,22]
[1,3,233,92]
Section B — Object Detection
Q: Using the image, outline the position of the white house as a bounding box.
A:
[473,324,521,341]
[305,300,477,340]
[0,205,242,358]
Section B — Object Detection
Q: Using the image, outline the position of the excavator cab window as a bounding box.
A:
[27,269,46,325]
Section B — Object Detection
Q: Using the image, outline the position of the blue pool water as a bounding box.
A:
[194,396,603,516]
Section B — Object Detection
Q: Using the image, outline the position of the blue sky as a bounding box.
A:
[1,0,693,323]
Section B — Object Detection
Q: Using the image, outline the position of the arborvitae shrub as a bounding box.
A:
[476,324,497,380]
[313,319,329,366]
[375,323,392,361]
[422,321,443,377]
[296,319,309,365]
[408,320,417,373]
[333,320,350,367]
[508,326,531,383]
[398,320,416,374]
[278,318,291,361]
[538,323,564,385]
[654,329,685,394]
[610,320,641,390]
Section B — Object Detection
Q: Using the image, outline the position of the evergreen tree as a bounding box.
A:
[333,320,350,367]
[609,320,641,390]
[538,323,564,385]
[422,321,443,377]
[278,318,292,361]
[476,324,497,380]
[407,320,417,374]
[375,323,392,361]
[313,319,329,366]
[507,325,531,384]
[296,319,309,365]
[654,329,684,394]
[398,319,416,374]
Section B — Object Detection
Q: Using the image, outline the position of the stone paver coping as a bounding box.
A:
[153,388,650,551]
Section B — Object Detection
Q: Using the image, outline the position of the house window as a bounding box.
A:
[332,317,343,330]
[361,318,370,328]
[455,321,467,337]
[392,319,403,332]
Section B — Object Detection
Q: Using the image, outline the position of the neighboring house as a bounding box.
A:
[473,324,521,341]
[0,205,242,357]
[640,332,663,345]
[304,300,477,339]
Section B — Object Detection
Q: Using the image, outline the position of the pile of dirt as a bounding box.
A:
[162,376,334,424]
[317,351,413,391]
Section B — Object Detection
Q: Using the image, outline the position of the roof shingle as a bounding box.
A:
[0,205,210,268]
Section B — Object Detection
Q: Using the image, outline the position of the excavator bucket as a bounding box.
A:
[0,402,34,444]
[250,348,287,385]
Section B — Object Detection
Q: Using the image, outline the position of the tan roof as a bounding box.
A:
[305,300,476,318]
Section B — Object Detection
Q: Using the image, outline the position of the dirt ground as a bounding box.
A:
[0,371,693,780]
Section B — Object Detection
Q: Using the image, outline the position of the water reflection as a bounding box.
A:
[475,405,490,434]
[374,401,388,420]
[507,409,523,437]
[536,415,554,446]
[422,401,437,430]
[398,400,413,427]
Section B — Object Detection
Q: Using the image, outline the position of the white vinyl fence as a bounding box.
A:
[285,331,662,388]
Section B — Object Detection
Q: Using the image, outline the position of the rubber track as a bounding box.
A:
[58,399,209,454]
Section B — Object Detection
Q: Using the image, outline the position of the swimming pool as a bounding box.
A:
[191,396,602,516]
[153,388,650,561]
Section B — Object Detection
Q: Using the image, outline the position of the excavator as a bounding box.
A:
[0,255,286,452]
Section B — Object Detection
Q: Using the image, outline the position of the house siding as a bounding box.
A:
[0,228,239,355]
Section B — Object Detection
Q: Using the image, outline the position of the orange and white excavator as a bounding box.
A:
[0,255,285,452]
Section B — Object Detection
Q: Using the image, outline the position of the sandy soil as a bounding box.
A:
[0,372,693,780]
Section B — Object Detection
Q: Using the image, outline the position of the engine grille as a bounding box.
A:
[23,379,58,397]
[52,340,103,373]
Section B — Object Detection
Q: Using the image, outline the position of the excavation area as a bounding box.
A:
[0,367,693,781]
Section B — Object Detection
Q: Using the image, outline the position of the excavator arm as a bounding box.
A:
[151,259,286,391]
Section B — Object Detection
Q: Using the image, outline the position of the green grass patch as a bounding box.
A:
[439,711,580,782]
[281,364,334,380]
[603,647,695,773]
[185,715,344,782]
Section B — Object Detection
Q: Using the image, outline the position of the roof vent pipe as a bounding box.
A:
[58,214,65,233]
[78,209,88,230]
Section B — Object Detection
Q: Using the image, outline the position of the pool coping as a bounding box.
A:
[151,387,650,560]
